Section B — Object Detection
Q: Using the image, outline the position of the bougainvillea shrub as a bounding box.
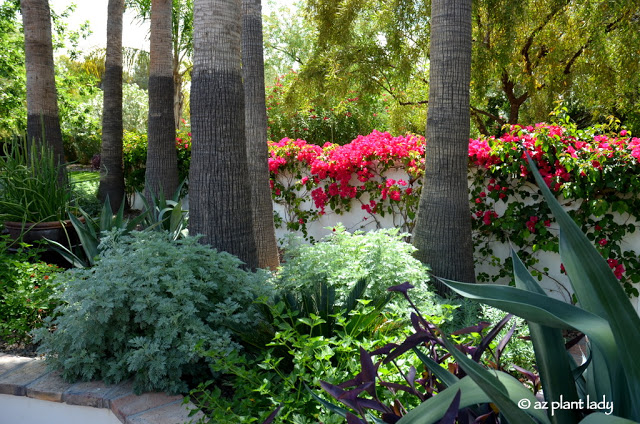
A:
[269,130,424,238]
[270,119,640,298]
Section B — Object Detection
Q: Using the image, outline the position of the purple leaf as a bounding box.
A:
[439,389,461,424]
[512,364,539,385]
[472,314,513,362]
[320,380,346,401]
[359,347,378,388]
[380,381,420,396]
[382,413,402,423]
[261,404,282,424]
[496,322,517,363]
[387,282,414,294]
[383,331,434,364]
[346,413,366,424]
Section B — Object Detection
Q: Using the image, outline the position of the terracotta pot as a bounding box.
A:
[3,217,83,248]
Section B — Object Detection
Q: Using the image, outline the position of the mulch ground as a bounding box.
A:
[0,338,40,357]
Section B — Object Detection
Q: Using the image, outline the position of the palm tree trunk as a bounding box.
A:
[20,0,64,165]
[242,0,279,269]
[413,0,476,292]
[189,0,258,269]
[98,0,125,212]
[145,0,178,198]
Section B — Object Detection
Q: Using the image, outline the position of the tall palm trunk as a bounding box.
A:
[189,0,258,269]
[98,0,125,212]
[242,0,279,269]
[145,0,178,198]
[413,0,476,292]
[20,0,64,164]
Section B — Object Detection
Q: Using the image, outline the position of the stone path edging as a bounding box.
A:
[0,353,205,424]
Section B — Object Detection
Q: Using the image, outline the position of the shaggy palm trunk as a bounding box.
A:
[242,0,279,269]
[413,0,476,293]
[145,0,178,198]
[20,0,64,164]
[98,0,125,212]
[189,0,258,269]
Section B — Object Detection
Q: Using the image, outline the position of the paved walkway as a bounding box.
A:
[0,353,205,424]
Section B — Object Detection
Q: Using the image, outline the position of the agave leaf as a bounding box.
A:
[440,334,549,424]
[344,277,368,315]
[397,372,545,424]
[68,211,99,264]
[100,196,114,231]
[127,209,149,231]
[512,250,581,424]
[169,200,185,234]
[439,280,615,352]
[45,238,89,268]
[439,278,625,414]
[113,194,127,229]
[526,155,640,417]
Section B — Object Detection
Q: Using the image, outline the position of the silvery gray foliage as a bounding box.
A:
[34,230,273,394]
[275,225,432,308]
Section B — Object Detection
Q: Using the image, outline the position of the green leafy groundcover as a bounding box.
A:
[0,236,61,344]
[269,115,640,297]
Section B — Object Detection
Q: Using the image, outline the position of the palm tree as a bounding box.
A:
[98,0,125,212]
[243,0,279,269]
[20,0,64,164]
[145,0,179,198]
[189,0,258,269]
[413,0,476,292]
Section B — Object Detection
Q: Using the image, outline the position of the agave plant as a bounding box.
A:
[138,180,189,240]
[400,155,640,423]
[47,196,147,267]
[315,155,640,424]
[424,154,640,423]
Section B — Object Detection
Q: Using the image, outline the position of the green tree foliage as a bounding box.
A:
[0,2,26,139]
[298,0,640,135]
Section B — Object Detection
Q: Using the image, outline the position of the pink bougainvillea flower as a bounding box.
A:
[526,216,539,232]
[598,238,608,246]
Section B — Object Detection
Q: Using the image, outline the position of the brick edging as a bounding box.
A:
[0,353,205,424]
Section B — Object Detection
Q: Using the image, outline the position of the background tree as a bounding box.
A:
[243,0,279,269]
[20,0,64,163]
[144,0,178,197]
[300,0,640,135]
[189,0,258,268]
[412,0,476,289]
[127,0,193,128]
[98,0,125,211]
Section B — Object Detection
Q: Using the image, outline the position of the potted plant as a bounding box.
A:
[0,136,76,247]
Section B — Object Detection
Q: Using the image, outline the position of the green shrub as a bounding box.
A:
[35,230,273,394]
[69,171,101,217]
[0,236,61,343]
[122,130,191,196]
[276,225,432,307]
